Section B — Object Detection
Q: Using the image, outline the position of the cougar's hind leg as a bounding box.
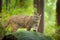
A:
[11,22,18,32]
[26,21,33,31]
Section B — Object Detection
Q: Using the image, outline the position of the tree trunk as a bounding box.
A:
[0,0,2,12]
[34,0,38,8]
[56,0,60,26]
[56,0,60,33]
[34,0,44,33]
[37,0,44,33]
[6,0,10,12]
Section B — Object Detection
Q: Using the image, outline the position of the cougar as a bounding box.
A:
[4,13,41,32]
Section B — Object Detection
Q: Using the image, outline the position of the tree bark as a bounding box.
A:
[56,0,60,26]
[37,0,44,33]
[34,0,44,33]
[56,0,60,33]
[6,0,10,12]
[0,0,2,12]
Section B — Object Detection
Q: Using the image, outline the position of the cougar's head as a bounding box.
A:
[34,13,41,21]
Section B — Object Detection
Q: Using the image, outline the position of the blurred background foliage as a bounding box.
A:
[44,0,57,35]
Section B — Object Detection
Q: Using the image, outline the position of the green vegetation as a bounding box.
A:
[0,21,5,39]
[44,0,57,35]
[3,31,52,40]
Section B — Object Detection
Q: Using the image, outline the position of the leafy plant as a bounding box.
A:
[12,31,53,40]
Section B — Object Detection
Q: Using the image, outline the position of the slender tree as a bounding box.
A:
[0,0,2,12]
[56,0,60,33]
[6,0,10,12]
[20,0,24,7]
[56,0,60,26]
[38,0,44,33]
[0,0,2,25]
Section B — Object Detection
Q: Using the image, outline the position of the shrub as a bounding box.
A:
[12,31,53,40]
[2,31,53,40]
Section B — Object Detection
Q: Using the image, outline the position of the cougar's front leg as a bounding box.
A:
[27,25,31,31]
[11,22,18,32]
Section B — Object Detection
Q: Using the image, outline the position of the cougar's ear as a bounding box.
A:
[34,12,42,16]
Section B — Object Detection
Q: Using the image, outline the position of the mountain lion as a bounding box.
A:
[4,13,41,32]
